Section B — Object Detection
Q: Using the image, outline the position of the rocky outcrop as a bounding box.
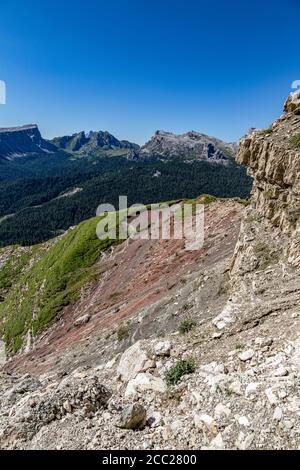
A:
[234,91,300,267]
[137,130,236,164]
[284,91,300,114]
[50,130,139,155]
[0,372,111,448]
[0,125,56,160]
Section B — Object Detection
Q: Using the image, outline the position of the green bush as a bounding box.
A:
[178,318,197,335]
[165,359,196,386]
[117,323,130,341]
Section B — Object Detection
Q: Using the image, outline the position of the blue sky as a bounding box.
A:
[0,0,299,144]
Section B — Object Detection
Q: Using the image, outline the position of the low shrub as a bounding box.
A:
[178,318,197,335]
[165,359,196,386]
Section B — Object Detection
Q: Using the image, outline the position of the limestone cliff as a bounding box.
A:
[235,91,300,267]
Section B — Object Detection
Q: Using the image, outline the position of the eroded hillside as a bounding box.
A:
[0,93,299,450]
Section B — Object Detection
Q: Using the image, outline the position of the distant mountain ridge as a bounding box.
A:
[132,130,237,164]
[0,124,252,247]
[50,130,139,155]
[0,125,237,165]
[0,125,56,161]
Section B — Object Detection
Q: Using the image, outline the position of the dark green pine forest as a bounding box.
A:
[0,154,252,247]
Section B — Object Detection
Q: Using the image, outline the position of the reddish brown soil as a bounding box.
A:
[4,200,244,375]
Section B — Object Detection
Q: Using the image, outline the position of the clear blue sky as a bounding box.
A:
[0,0,299,144]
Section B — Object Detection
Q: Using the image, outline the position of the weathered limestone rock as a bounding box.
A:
[125,372,166,398]
[117,341,155,382]
[74,314,91,327]
[115,404,147,430]
[154,341,171,356]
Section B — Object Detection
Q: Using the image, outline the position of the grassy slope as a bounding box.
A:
[0,214,122,353]
[0,196,249,354]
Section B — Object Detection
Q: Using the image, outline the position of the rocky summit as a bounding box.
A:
[0,125,56,160]
[133,130,236,163]
[0,94,299,450]
[50,130,139,155]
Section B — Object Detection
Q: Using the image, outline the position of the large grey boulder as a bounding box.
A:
[115,403,147,430]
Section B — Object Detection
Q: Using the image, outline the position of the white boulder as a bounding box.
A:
[125,372,166,398]
[117,341,155,382]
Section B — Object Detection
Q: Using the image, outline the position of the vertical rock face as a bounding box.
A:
[228,92,300,336]
[0,125,55,160]
[235,92,300,267]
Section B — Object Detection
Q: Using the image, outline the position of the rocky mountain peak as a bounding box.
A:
[50,130,139,154]
[0,124,55,160]
[139,129,235,163]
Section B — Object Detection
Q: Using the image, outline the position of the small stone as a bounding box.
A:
[283,419,294,430]
[273,366,288,377]
[236,432,254,450]
[273,407,283,421]
[229,380,242,395]
[238,416,250,427]
[105,354,120,369]
[170,419,184,435]
[115,404,147,430]
[62,400,72,414]
[212,332,223,339]
[265,388,278,405]
[238,349,254,361]
[147,411,164,428]
[208,433,225,450]
[154,341,171,357]
[74,314,91,327]
[278,389,288,399]
[194,414,218,434]
[245,382,259,397]
[214,403,231,418]
[255,337,273,348]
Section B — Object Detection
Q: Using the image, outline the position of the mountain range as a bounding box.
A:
[0,124,236,165]
[0,123,252,246]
